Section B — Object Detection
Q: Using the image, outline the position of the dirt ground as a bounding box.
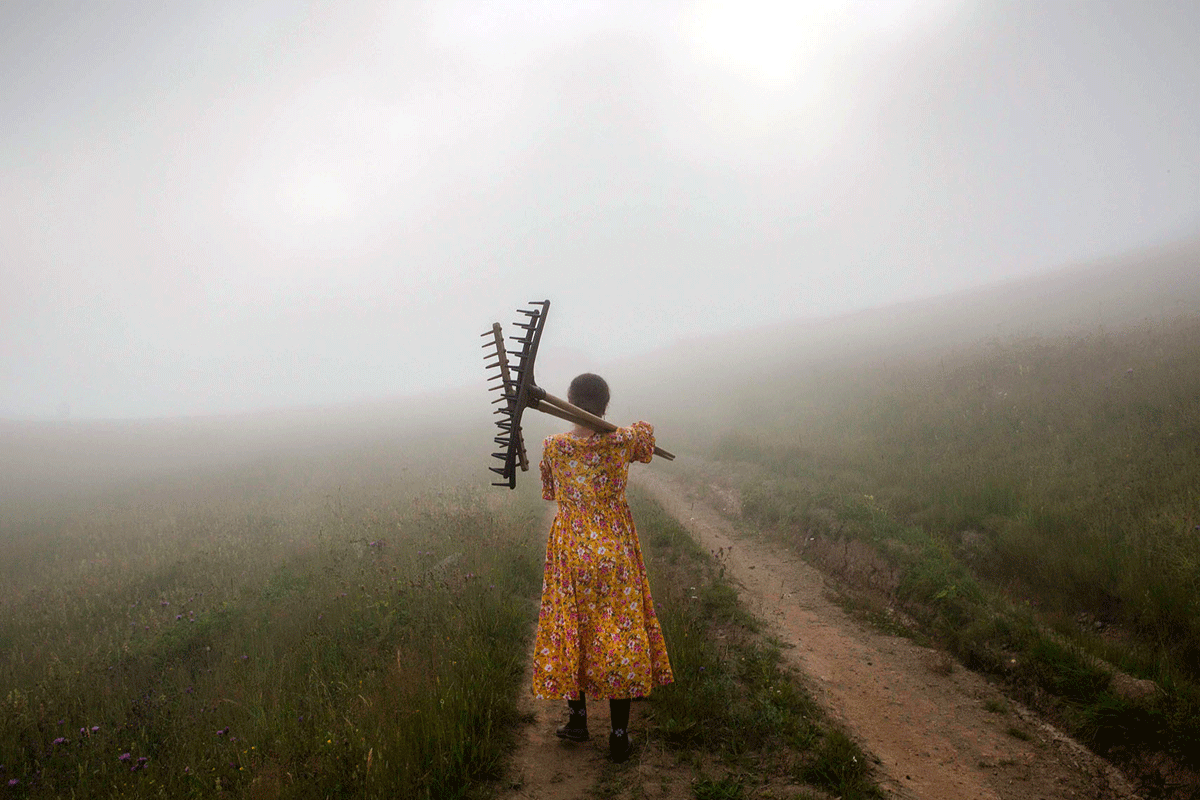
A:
[499,472,1143,799]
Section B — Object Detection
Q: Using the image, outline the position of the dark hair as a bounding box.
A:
[568,373,610,417]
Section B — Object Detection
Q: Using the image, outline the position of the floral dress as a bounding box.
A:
[531,421,674,700]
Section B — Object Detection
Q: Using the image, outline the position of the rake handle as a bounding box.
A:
[531,390,676,461]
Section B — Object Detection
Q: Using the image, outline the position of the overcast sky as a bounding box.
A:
[2,1,1197,420]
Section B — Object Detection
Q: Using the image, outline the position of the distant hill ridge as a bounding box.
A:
[603,238,1200,429]
[615,238,1200,380]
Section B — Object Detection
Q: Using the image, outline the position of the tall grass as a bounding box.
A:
[721,317,1200,670]
[709,315,1200,794]
[0,436,544,799]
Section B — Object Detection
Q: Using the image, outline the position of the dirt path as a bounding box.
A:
[638,470,1141,800]
[496,654,610,800]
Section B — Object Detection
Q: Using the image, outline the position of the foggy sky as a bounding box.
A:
[3,1,1198,420]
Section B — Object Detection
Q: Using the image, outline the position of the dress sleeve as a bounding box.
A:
[540,440,556,500]
[628,421,655,464]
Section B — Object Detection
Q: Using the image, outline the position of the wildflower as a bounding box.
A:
[53,737,67,745]
[91,726,99,733]
[8,779,18,787]
[118,753,132,762]
[216,727,229,736]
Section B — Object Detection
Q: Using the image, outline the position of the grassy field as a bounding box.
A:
[0,426,546,799]
[0,406,887,800]
[704,314,1200,797]
[6,310,1197,796]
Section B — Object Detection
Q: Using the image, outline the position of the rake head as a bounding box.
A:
[480,300,550,488]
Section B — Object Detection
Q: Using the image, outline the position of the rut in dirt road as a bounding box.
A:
[637,471,1140,800]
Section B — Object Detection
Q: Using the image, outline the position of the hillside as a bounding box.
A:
[607,238,1200,435]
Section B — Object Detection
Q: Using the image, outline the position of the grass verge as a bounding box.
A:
[729,468,1200,799]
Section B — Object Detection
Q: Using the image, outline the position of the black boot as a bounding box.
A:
[556,694,589,742]
[609,698,633,763]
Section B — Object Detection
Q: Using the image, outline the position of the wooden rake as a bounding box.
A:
[481,299,675,488]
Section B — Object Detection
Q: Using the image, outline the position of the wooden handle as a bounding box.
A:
[532,391,675,461]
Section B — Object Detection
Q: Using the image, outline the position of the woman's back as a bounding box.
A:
[540,422,655,505]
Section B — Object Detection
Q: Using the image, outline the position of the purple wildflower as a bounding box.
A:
[53,737,67,745]
[118,753,132,762]
[8,779,18,787]
[91,726,100,733]
[216,727,229,736]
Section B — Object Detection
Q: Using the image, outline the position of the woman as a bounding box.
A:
[531,372,673,763]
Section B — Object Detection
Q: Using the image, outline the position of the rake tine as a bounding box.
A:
[516,429,528,472]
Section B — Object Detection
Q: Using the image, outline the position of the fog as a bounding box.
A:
[3,1,1199,421]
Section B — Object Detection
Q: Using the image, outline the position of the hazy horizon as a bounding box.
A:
[4,1,1198,420]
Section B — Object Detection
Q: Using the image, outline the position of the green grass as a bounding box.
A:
[0,442,545,799]
[708,314,1200,797]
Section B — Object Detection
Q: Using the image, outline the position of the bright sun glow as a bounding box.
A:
[687,0,960,90]
[689,0,816,90]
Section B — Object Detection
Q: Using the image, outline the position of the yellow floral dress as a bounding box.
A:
[532,421,674,700]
